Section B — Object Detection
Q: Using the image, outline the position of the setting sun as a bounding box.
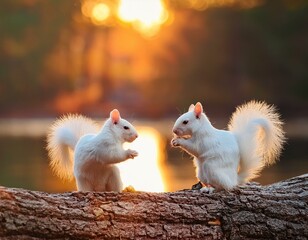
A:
[117,0,168,36]
[118,127,165,192]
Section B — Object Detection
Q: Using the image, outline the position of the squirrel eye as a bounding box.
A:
[123,126,129,130]
[183,120,189,125]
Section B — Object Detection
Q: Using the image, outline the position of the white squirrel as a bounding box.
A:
[46,109,138,192]
[171,101,285,192]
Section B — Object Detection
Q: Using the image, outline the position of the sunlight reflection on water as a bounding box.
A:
[119,127,165,192]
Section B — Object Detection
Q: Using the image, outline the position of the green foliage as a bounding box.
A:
[0,0,76,110]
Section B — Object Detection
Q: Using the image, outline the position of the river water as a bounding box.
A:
[0,119,307,192]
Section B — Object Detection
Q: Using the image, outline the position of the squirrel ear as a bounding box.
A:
[194,102,203,118]
[188,104,195,112]
[110,109,121,124]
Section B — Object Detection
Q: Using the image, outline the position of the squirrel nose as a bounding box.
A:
[134,134,138,139]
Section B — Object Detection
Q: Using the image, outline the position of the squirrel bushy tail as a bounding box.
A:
[46,115,99,180]
[228,101,285,184]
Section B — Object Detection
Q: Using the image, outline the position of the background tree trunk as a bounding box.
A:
[0,174,307,239]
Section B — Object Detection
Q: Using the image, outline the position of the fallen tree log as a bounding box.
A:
[0,174,307,239]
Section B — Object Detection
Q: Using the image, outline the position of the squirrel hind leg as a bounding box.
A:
[209,170,238,191]
[76,177,93,192]
[105,166,123,192]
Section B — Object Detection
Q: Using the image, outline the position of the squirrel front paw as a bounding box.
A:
[126,149,138,159]
[171,137,181,147]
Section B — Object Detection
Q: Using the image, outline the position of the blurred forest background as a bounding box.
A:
[0,0,307,118]
[0,0,307,192]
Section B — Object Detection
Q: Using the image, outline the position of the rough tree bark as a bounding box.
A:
[0,174,307,240]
